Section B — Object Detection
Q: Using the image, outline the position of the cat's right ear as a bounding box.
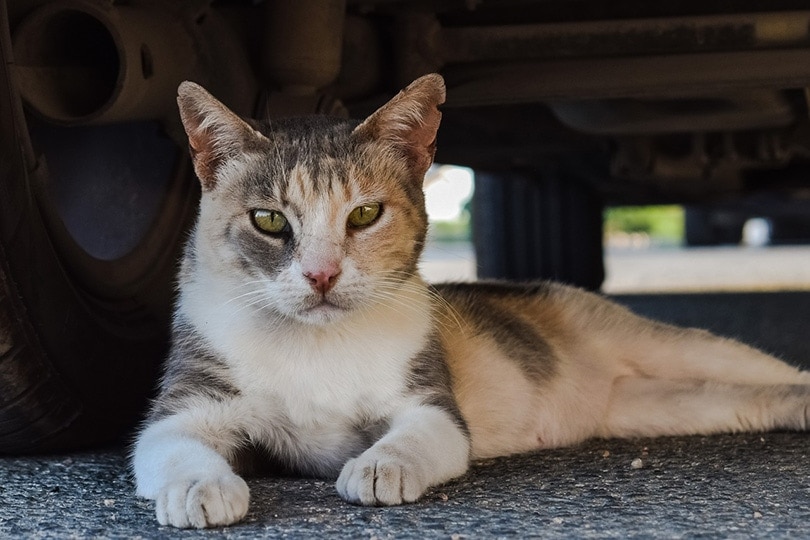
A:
[177,82,266,191]
[352,73,446,180]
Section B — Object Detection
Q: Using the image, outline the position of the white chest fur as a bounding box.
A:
[179,272,434,428]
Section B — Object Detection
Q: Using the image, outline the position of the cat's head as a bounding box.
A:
[177,74,445,326]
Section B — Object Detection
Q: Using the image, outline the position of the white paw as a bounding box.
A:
[336,445,428,506]
[155,473,249,528]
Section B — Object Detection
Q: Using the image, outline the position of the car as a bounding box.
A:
[2,0,809,452]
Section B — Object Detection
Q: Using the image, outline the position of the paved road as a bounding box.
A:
[1,259,808,538]
[420,242,810,293]
[2,433,807,539]
[603,245,810,293]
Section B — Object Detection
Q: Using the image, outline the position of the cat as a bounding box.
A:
[132,73,810,528]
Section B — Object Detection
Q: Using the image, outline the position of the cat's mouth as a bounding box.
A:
[296,297,350,324]
[307,299,342,311]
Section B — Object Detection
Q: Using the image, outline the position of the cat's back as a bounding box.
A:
[433,279,640,341]
[434,280,558,318]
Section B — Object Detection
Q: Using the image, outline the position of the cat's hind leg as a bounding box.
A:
[602,377,810,438]
[596,311,810,438]
[615,318,810,386]
[556,286,809,386]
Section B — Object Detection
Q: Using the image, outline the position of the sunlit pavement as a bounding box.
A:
[421,242,810,294]
[603,245,810,293]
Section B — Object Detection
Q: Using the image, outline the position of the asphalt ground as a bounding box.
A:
[1,251,808,538]
[2,432,807,539]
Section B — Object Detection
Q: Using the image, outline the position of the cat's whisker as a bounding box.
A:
[362,291,427,318]
[425,288,466,332]
[361,287,457,332]
[223,288,269,306]
[222,290,268,313]
[219,279,277,305]
[360,284,424,307]
[366,275,466,332]
[229,293,284,318]
[223,278,272,291]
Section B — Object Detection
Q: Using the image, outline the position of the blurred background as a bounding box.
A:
[420,164,810,293]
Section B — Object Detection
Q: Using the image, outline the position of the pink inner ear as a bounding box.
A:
[180,104,225,191]
[187,130,220,189]
[177,92,223,190]
[411,106,441,149]
[403,105,441,175]
[356,74,446,177]
[177,81,262,191]
[186,130,205,159]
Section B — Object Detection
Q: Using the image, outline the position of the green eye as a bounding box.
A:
[251,209,289,234]
[347,203,381,228]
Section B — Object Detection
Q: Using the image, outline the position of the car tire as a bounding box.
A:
[472,169,604,289]
[0,9,195,453]
[769,216,810,244]
[684,206,745,246]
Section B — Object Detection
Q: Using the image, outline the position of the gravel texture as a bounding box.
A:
[0,292,807,538]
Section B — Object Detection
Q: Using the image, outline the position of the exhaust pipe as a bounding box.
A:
[12,0,256,125]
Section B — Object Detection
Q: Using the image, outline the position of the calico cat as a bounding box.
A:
[132,74,810,528]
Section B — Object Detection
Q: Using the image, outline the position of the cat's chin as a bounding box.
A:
[293,301,351,326]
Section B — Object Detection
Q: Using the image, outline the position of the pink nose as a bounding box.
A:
[304,268,341,295]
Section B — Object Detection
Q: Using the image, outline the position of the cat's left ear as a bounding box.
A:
[353,73,446,179]
[177,82,267,191]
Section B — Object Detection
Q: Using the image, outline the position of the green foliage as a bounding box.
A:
[604,206,684,242]
[430,211,472,242]
[429,205,684,245]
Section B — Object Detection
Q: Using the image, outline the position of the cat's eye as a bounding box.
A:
[347,203,381,228]
[251,209,289,235]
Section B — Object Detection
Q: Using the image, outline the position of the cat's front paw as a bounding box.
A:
[155,473,249,528]
[336,445,428,506]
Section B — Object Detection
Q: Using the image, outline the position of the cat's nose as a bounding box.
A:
[304,268,341,295]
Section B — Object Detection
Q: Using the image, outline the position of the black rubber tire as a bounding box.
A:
[769,216,810,244]
[683,206,716,246]
[0,6,196,453]
[472,169,605,290]
[684,206,745,246]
